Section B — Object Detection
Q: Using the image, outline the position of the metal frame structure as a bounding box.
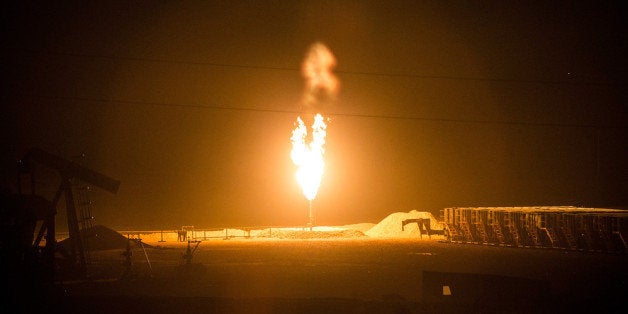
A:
[443,206,627,253]
[18,148,120,271]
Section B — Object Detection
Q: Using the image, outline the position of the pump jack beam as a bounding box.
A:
[20,148,120,271]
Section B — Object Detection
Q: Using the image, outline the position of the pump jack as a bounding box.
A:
[11,148,120,275]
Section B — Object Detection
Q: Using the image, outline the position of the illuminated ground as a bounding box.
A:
[48,232,627,313]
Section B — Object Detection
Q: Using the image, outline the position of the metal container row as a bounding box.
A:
[442,207,627,253]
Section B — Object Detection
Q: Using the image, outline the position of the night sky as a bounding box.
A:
[2,1,626,231]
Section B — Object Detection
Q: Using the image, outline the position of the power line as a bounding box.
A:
[23,49,619,87]
[32,94,624,129]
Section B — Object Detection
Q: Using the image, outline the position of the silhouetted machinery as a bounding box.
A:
[1,148,120,282]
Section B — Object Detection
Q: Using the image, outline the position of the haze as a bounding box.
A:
[2,1,626,231]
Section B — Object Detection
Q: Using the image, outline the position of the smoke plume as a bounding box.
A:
[301,42,339,113]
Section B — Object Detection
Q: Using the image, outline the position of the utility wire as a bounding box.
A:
[32,94,625,129]
[22,49,620,87]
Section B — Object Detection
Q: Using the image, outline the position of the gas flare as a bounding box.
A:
[290,42,338,226]
[291,113,327,201]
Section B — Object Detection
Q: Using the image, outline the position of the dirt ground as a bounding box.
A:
[26,235,622,313]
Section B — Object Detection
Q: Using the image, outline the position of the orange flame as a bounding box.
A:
[291,114,327,201]
[291,43,337,204]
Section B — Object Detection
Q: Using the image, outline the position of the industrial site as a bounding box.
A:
[2,148,626,312]
[3,2,627,313]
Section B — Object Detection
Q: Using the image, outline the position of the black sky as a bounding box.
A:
[2,1,627,230]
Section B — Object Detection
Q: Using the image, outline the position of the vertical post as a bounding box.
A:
[64,178,85,271]
[43,213,56,282]
[122,235,132,279]
[308,200,313,231]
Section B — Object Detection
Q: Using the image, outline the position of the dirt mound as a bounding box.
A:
[271,229,367,239]
[59,225,144,251]
[366,210,443,238]
[339,223,376,233]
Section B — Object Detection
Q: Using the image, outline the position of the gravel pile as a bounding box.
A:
[366,210,443,238]
[59,225,145,251]
[270,229,367,239]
